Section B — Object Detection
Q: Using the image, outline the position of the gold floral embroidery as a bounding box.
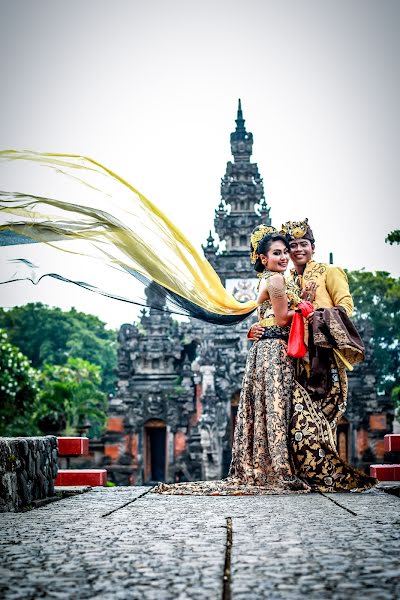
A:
[286,279,302,306]
[303,262,327,281]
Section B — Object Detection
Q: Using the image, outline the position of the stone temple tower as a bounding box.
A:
[203,99,270,300]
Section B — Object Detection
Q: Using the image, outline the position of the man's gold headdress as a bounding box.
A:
[281,218,314,242]
[250,225,279,264]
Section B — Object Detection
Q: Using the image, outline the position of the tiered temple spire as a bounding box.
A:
[203,100,271,282]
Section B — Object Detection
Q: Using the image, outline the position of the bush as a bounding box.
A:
[0,329,40,436]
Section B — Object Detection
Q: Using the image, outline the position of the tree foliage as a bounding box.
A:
[0,303,117,394]
[348,270,400,401]
[0,329,40,436]
[36,357,108,438]
[392,386,400,411]
[385,230,400,245]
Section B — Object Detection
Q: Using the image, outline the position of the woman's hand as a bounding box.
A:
[301,281,318,302]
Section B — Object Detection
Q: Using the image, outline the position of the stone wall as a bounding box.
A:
[0,436,58,512]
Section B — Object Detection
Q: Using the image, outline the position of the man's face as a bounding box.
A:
[289,238,314,267]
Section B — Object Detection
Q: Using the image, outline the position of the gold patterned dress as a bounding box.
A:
[153,272,375,495]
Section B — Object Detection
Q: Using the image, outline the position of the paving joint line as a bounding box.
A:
[319,492,358,516]
[100,487,154,517]
[222,517,232,600]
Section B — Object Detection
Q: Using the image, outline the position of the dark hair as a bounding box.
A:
[252,233,290,273]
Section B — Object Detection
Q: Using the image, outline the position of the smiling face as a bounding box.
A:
[288,238,314,268]
[259,240,289,273]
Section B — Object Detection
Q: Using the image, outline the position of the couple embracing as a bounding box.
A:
[155,219,376,495]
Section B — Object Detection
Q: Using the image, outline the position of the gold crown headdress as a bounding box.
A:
[250,225,279,264]
[281,218,310,240]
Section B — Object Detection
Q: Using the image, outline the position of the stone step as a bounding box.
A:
[384,434,400,453]
[54,469,107,486]
[370,464,400,481]
[57,437,89,456]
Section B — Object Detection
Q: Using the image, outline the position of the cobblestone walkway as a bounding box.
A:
[0,487,399,599]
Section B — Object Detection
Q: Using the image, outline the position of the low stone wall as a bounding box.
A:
[0,436,58,512]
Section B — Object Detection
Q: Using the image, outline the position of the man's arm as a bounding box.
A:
[325,266,354,316]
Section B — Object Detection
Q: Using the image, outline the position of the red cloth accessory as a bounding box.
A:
[287,301,314,358]
[297,301,314,318]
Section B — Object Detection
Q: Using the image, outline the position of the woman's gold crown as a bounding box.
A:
[250,225,279,264]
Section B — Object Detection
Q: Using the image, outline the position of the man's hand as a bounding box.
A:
[301,281,318,302]
[248,323,265,341]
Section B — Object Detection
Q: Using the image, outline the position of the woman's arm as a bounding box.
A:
[266,274,295,327]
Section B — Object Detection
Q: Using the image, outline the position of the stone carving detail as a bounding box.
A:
[200,365,215,392]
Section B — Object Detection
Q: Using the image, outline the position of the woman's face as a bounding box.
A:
[260,240,289,272]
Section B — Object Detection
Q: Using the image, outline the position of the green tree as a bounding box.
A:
[0,329,40,436]
[36,357,108,438]
[0,303,117,394]
[392,386,400,412]
[348,270,400,397]
[385,230,400,245]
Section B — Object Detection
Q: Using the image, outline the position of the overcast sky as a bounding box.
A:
[0,0,399,328]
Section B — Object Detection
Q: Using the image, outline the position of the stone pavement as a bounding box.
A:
[0,487,399,599]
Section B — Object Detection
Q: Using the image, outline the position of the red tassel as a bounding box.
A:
[297,300,314,318]
[287,312,306,358]
[287,301,313,358]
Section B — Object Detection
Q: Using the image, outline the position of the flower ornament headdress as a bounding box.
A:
[250,224,279,264]
[281,218,315,243]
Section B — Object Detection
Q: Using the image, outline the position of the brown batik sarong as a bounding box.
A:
[290,308,376,492]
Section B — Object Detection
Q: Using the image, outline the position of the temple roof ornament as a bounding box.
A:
[233,98,246,137]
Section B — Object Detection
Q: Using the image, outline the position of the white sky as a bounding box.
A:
[0,0,399,329]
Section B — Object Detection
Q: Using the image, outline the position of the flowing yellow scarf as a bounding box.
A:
[0,150,257,318]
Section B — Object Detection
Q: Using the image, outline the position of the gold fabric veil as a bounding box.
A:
[0,150,257,321]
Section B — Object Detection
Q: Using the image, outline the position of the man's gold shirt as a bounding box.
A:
[288,260,353,316]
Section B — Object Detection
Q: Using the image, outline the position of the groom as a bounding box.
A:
[248,219,353,340]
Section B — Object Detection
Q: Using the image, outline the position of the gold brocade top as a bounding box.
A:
[257,270,302,326]
[288,260,353,317]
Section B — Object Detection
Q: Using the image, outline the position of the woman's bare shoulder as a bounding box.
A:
[268,273,285,287]
[266,273,286,298]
